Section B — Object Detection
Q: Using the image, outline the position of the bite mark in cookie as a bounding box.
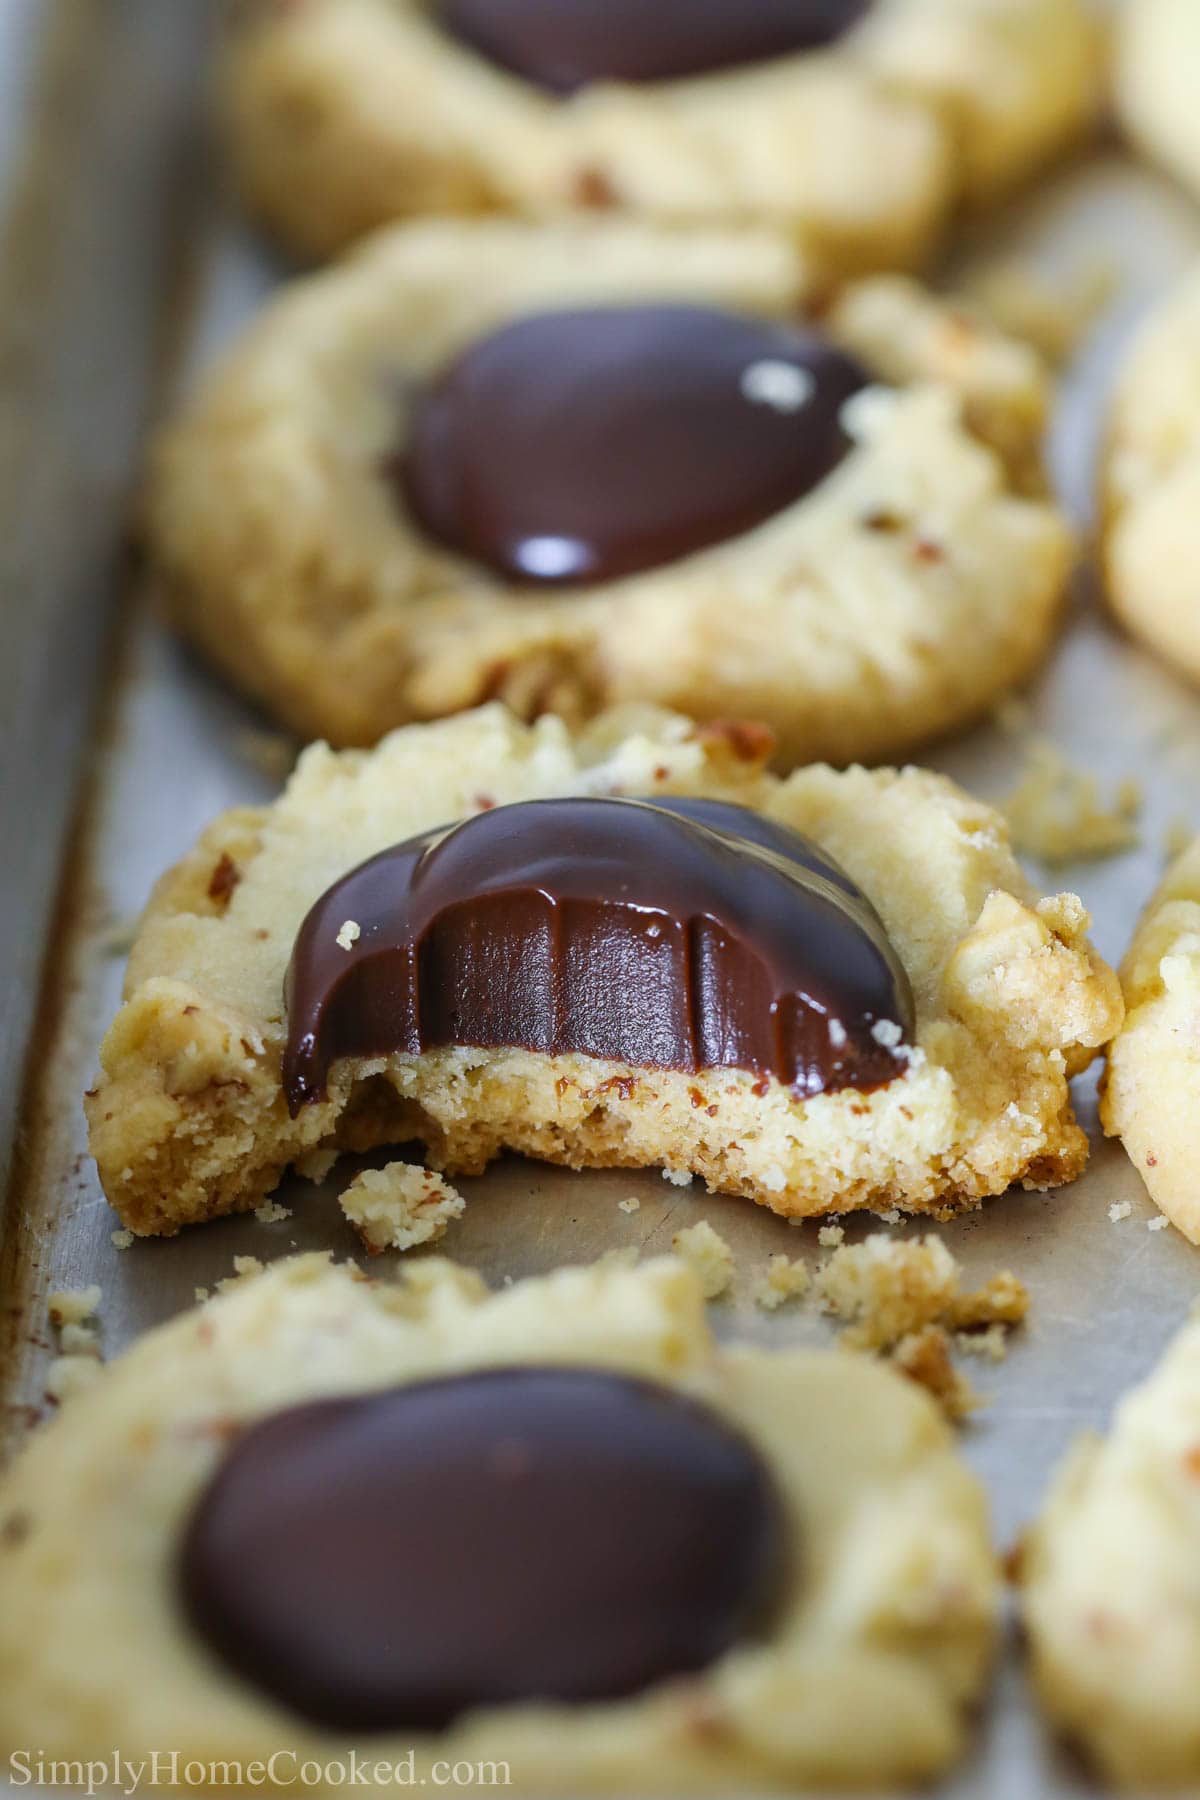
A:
[86,706,1122,1238]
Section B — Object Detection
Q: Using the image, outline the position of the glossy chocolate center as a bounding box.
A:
[180,1368,786,1732]
[438,0,873,92]
[400,305,870,585]
[282,795,913,1113]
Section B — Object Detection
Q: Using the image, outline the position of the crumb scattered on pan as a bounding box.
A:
[45,1286,105,1405]
[59,1323,101,1360]
[954,256,1115,365]
[44,1357,101,1404]
[254,1199,292,1224]
[946,1270,1030,1331]
[878,1208,901,1224]
[662,1167,694,1187]
[294,1147,338,1183]
[817,1234,960,1350]
[339,1163,465,1253]
[1001,741,1140,865]
[110,1229,134,1250]
[818,1224,846,1248]
[618,1196,641,1214]
[47,1286,102,1328]
[892,1325,983,1420]
[816,1234,1028,1357]
[1149,1216,1169,1233]
[1109,1201,1133,1224]
[671,1220,734,1299]
[955,1323,1009,1362]
[335,918,361,951]
[217,1256,266,1293]
[753,1253,810,1311]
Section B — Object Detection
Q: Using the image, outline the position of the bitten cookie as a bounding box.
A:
[145,217,1070,762]
[1117,0,1200,204]
[1100,835,1200,1242]
[221,0,1100,267]
[0,1253,999,1791]
[1102,264,1200,688]
[1021,1308,1200,1788]
[86,704,1122,1238]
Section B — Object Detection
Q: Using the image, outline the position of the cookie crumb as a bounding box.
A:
[672,1220,734,1299]
[47,1286,102,1328]
[892,1325,983,1420]
[617,1196,641,1214]
[339,1163,465,1253]
[254,1199,292,1224]
[217,1256,266,1293]
[1149,1215,1170,1233]
[818,1224,845,1248]
[1002,740,1140,865]
[948,1270,1030,1331]
[44,1356,102,1404]
[335,918,361,951]
[817,1233,1028,1389]
[753,1253,810,1311]
[955,1323,1009,1362]
[59,1323,101,1360]
[878,1208,902,1224]
[1109,1201,1133,1224]
[110,1229,134,1250]
[817,1234,960,1350]
[294,1147,338,1183]
[661,1167,694,1187]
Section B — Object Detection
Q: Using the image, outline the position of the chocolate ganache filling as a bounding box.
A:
[400,304,870,585]
[180,1368,787,1732]
[282,796,914,1113]
[438,0,874,93]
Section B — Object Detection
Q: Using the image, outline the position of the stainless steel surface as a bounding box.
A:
[4,17,1200,1791]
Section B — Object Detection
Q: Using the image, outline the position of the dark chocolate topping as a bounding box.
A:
[439,0,873,92]
[282,795,913,1113]
[401,305,870,585]
[180,1368,787,1732]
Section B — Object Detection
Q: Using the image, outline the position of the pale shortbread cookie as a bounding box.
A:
[1117,0,1200,205]
[1021,1308,1200,1787]
[1102,264,1200,687]
[1100,834,1200,1242]
[86,705,1122,1237]
[221,0,1099,267]
[0,1253,999,1791]
[145,217,1070,762]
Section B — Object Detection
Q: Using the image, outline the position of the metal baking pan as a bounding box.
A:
[4,4,1200,1795]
